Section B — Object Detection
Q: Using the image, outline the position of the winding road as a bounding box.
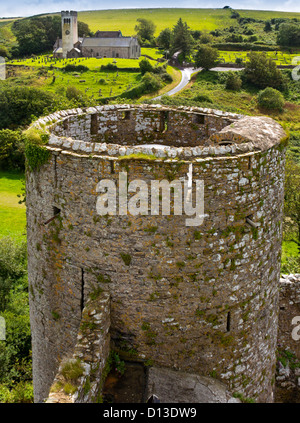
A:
[152,66,242,100]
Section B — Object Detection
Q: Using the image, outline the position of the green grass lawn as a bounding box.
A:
[0,170,26,240]
[8,48,164,68]
[6,50,170,100]
[281,239,300,272]
[43,68,142,99]
[8,56,143,70]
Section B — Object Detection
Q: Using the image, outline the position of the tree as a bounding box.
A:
[194,45,219,70]
[78,21,92,37]
[198,31,213,44]
[0,46,10,59]
[157,28,172,50]
[135,18,156,42]
[139,58,154,75]
[257,87,285,111]
[244,52,286,90]
[277,23,300,47]
[0,86,64,129]
[171,18,194,60]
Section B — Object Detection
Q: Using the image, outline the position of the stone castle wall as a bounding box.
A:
[26,105,287,403]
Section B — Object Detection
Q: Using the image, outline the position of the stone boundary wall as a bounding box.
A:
[46,292,110,403]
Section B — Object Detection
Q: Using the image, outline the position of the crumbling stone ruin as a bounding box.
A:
[276,274,300,403]
[25,104,290,403]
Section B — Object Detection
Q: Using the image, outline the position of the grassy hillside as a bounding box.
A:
[0,20,17,51]
[236,9,300,20]
[76,8,234,35]
[78,8,300,35]
[39,8,297,36]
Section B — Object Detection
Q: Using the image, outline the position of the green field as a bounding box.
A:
[219,50,300,66]
[6,50,169,100]
[44,68,142,99]
[0,171,26,240]
[236,9,300,20]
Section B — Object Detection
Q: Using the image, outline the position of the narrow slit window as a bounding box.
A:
[44,206,61,225]
[248,156,252,170]
[160,111,169,133]
[54,156,57,189]
[80,268,85,313]
[63,119,69,131]
[193,114,205,125]
[226,311,231,332]
[53,206,61,216]
[122,111,131,120]
[91,113,98,135]
[110,160,115,174]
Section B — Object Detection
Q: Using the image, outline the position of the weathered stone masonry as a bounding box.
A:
[26,104,287,403]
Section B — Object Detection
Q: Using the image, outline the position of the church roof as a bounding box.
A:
[95,30,122,38]
[81,37,135,48]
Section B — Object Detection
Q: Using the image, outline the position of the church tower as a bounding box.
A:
[61,11,78,58]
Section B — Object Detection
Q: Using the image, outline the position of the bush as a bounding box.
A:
[0,46,10,59]
[10,382,33,403]
[100,63,118,71]
[139,57,154,75]
[65,86,92,107]
[0,236,31,398]
[142,72,163,93]
[257,87,285,111]
[161,72,173,83]
[0,86,61,130]
[193,94,213,104]
[0,130,25,170]
[225,71,242,91]
[121,73,163,99]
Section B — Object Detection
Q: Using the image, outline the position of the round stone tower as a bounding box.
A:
[26,104,287,403]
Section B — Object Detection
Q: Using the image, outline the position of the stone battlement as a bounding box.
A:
[33,104,286,159]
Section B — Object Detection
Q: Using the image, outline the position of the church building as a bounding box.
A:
[53,11,141,59]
